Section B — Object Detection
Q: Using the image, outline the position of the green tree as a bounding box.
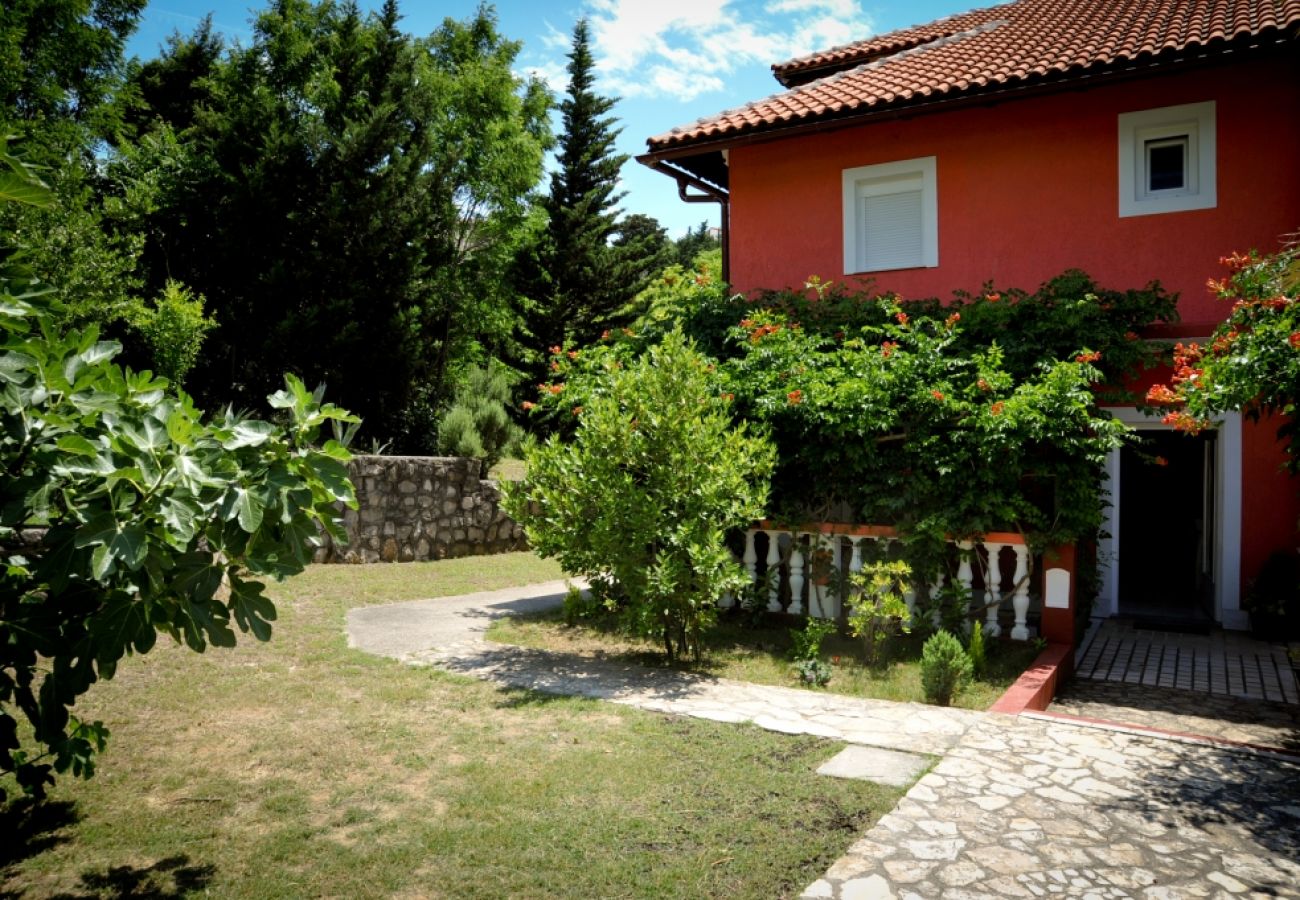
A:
[121,0,549,450]
[436,362,522,469]
[518,19,663,371]
[504,330,775,662]
[0,145,358,800]
[673,221,720,269]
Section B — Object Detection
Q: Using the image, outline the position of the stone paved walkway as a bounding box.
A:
[346,580,980,756]
[802,715,1300,899]
[1050,678,1300,752]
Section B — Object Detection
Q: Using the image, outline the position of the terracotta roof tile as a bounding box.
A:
[648,0,1300,152]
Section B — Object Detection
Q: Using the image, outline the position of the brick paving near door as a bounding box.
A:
[1074,618,1299,705]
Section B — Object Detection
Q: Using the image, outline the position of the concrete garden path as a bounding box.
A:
[346,579,979,756]
[347,581,1300,899]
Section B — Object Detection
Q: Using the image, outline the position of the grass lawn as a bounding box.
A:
[488,608,1039,710]
[1,553,904,900]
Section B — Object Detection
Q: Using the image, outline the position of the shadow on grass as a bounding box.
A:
[47,855,215,900]
[0,801,215,900]
[0,798,80,880]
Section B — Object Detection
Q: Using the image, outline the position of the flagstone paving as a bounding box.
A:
[1049,678,1300,752]
[802,714,1300,899]
[349,582,1300,898]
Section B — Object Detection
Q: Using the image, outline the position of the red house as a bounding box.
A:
[640,0,1300,631]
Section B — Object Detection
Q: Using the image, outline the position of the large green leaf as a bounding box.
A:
[0,171,54,208]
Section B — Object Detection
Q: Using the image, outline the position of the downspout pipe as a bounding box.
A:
[638,157,730,285]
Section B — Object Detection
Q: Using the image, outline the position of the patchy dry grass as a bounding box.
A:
[488,609,1038,710]
[2,553,902,899]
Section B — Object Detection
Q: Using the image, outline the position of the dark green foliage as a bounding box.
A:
[920,631,972,706]
[0,150,358,800]
[436,362,522,469]
[120,0,550,450]
[516,19,666,373]
[0,0,145,139]
[1245,551,1300,639]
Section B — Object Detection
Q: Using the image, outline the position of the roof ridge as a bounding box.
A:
[771,0,1019,75]
[648,0,1300,153]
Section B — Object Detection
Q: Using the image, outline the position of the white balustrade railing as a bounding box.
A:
[733,523,1037,641]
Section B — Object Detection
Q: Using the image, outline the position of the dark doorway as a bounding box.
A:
[1118,429,1215,626]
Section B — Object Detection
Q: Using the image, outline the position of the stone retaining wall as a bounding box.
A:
[315,455,525,563]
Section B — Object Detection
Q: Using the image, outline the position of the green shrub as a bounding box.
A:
[794,657,832,688]
[920,631,973,706]
[966,619,987,679]
[789,617,836,663]
[846,560,912,664]
[436,362,522,468]
[127,280,214,386]
[504,329,775,662]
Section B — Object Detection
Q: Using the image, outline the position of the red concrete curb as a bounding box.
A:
[989,642,1073,714]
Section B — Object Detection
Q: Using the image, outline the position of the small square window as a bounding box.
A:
[1118,102,1215,217]
[1144,137,1187,193]
[842,157,937,273]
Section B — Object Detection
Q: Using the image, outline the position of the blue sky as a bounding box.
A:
[127,1,981,237]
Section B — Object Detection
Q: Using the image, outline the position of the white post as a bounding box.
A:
[788,534,806,616]
[1011,544,1031,641]
[743,529,758,584]
[983,542,1004,638]
[765,530,782,612]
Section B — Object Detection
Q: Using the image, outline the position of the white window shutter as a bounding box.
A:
[859,186,923,271]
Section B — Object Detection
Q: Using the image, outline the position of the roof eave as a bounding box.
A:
[644,35,1298,160]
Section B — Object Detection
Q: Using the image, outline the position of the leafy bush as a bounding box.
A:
[1147,242,1300,466]
[504,329,775,662]
[721,298,1131,570]
[127,279,214,386]
[1,146,358,800]
[794,658,833,688]
[966,620,987,678]
[920,631,973,706]
[789,617,836,662]
[846,560,912,664]
[436,362,522,467]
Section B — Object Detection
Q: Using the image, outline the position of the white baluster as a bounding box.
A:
[848,536,865,578]
[983,542,1005,638]
[930,577,943,630]
[765,530,782,612]
[1011,544,1031,641]
[743,530,758,585]
[956,541,974,634]
[788,534,806,616]
[808,533,829,619]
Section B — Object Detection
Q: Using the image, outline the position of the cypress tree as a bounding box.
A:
[522,18,665,365]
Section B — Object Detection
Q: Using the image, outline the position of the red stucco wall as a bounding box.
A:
[726,51,1300,596]
[728,54,1300,334]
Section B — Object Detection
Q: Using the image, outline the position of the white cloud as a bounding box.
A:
[580,0,873,102]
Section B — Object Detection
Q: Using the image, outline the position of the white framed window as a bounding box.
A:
[842,156,938,273]
[1118,101,1215,217]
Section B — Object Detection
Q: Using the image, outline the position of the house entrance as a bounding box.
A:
[1117,429,1216,626]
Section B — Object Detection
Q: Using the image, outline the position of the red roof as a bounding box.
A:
[646,0,1300,153]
